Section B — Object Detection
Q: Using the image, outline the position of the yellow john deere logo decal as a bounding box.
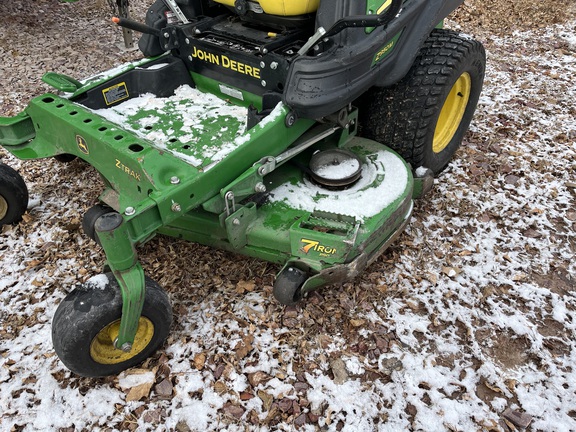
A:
[76,135,89,155]
[190,46,261,78]
[300,239,337,256]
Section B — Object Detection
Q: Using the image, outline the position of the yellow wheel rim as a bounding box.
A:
[0,195,7,220]
[433,72,472,153]
[90,317,155,364]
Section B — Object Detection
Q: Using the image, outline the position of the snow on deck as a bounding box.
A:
[94,85,248,168]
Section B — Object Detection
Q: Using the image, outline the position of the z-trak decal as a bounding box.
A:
[300,239,337,257]
[190,47,261,79]
[115,159,142,181]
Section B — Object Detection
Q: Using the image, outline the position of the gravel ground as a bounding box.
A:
[1,1,575,431]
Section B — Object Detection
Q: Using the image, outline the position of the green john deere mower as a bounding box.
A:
[0,0,485,376]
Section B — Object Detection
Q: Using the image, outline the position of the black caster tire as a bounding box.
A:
[52,273,172,377]
[0,162,29,226]
[273,267,308,306]
[82,204,116,243]
[358,29,486,175]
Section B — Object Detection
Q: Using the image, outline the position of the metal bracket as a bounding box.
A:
[224,191,236,217]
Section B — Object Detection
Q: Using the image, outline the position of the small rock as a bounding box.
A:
[294,413,307,427]
[222,403,245,419]
[143,408,162,424]
[175,420,191,432]
[502,408,533,428]
[504,174,520,185]
[330,359,349,385]
[294,382,309,393]
[154,378,173,398]
[277,398,293,413]
[379,357,403,375]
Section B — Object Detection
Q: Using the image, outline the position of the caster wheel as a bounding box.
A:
[0,162,29,226]
[52,273,172,377]
[273,267,308,306]
[82,204,116,243]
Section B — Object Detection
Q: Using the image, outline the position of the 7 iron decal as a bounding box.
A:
[300,239,337,256]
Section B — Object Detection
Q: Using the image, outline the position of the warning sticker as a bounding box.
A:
[102,82,129,106]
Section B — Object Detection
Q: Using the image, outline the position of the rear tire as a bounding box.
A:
[358,29,486,174]
[0,163,29,225]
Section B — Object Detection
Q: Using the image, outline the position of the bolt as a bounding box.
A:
[254,182,266,193]
[164,44,169,50]
[260,61,266,68]
[171,203,181,212]
[163,32,170,38]
[121,342,132,353]
[232,218,241,226]
[270,62,278,70]
[261,80,267,87]
[185,38,190,44]
[170,176,180,184]
[125,207,136,216]
[188,55,193,61]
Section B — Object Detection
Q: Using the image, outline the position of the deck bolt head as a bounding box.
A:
[125,207,136,216]
[171,203,182,212]
[185,38,190,44]
[260,61,266,68]
[261,80,267,87]
[170,176,180,184]
[254,182,266,193]
[270,61,278,70]
[232,218,240,226]
[163,32,170,38]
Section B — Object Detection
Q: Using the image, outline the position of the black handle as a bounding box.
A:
[112,16,161,37]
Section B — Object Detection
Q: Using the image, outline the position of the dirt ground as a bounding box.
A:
[1,0,575,431]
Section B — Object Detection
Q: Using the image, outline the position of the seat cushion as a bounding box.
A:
[214,0,319,16]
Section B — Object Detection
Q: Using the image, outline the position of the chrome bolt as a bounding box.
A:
[125,207,136,216]
[121,342,132,352]
[170,176,180,185]
[185,38,190,45]
[188,55,193,61]
[163,32,170,38]
[260,61,266,68]
[261,80,267,87]
[232,218,240,226]
[254,182,266,193]
[171,203,181,212]
[270,62,278,70]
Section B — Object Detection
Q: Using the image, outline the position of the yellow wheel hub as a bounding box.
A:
[90,317,154,364]
[433,72,471,153]
[0,195,7,220]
